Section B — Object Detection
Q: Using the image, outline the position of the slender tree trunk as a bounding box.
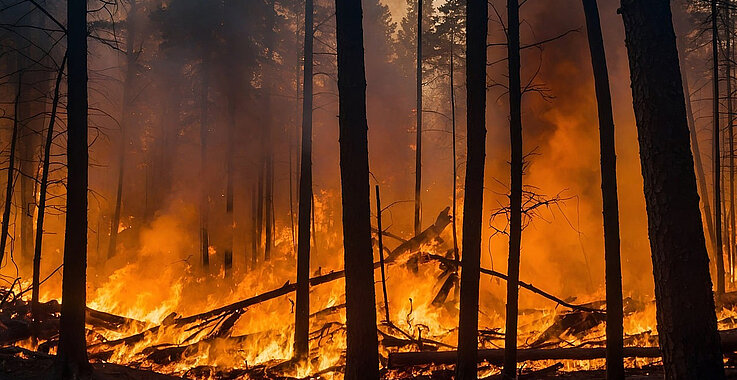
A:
[334,0,380,377]
[502,0,523,376]
[0,73,23,266]
[200,63,210,269]
[32,54,66,328]
[581,1,624,378]
[256,161,265,264]
[724,0,735,282]
[108,1,137,260]
[294,0,313,361]
[619,1,725,378]
[679,37,718,262]
[54,0,91,376]
[414,0,423,237]
[376,185,391,323]
[455,0,487,378]
[450,28,459,265]
[265,156,274,261]
[251,184,259,269]
[713,0,727,294]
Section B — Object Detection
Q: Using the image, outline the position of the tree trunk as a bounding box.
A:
[502,0,523,377]
[54,0,91,376]
[414,0,423,238]
[455,0,487,378]
[0,72,23,266]
[334,0,380,377]
[200,62,210,269]
[726,2,735,284]
[581,0,624,378]
[225,98,235,276]
[619,1,725,378]
[108,1,137,260]
[32,54,66,329]
[294,0,313,361]
[712,0,727,295]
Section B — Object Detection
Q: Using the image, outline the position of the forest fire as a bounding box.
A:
[2,0,737,378]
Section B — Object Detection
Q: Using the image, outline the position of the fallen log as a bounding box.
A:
[386,207,451,262]
[388,328,737,368]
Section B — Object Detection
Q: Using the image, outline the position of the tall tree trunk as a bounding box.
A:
[724,0,735,282]
[200,63,210,269]
[581,1,624,378]
[0,73,23,266]
[54,0,91,376]
[334,0,380,378]
[455,0,487,378]
[108,1,137,260]
[502,0,523,376]
[414,0,423,237]
[450,28,459,266]
[712,0,727,294]
[678,37,717,263]
[32,54,66,328]
[619,1,725,378]
[294,0,313,361]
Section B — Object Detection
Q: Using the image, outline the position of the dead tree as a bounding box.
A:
[0,72,22,266]
[619,0,725,378]
[414,0,423,237]
[32,53,67,328]
[455,0,487,378]
[334,0,380,377]
[726,0,736,283]
[581,0,623,378]
[108,0,138,260]
[200,60,210,269]
[502,0,523,377]
[294,0,314,361]
[54,0,91,376]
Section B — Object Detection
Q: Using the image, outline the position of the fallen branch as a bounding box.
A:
[387,328,737,367]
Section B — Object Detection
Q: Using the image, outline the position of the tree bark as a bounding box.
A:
[334,0,380,377]
[294,0,314,361]
[502,0,523,377]
[619,1,725,378]
[455,0,487,378]
[54,0,91,376]
[199,62,210,269]
[726,2,736,284]
[581,0,624,378]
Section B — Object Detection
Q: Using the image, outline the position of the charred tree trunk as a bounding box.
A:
[334,0,380,377]
[619,0,725,378]
[581,0,624,378]
[108,1,137,260]
[414,0,423,238]
[54,0,91,376]
[502,0,523,377]
[724,0,735,282]
[450,26,459,265]
[294,0,313,361]
[713,0,727,294]
[200,63,210,269]
[225,98,235,276]
[455,0,487,378]
[32,54,66,328]
[0,73,22,266]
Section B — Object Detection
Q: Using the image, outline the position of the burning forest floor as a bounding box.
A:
[3,209,737,379]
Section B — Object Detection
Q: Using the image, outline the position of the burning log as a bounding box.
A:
[385,207,451,262]
[387,328,737,368]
